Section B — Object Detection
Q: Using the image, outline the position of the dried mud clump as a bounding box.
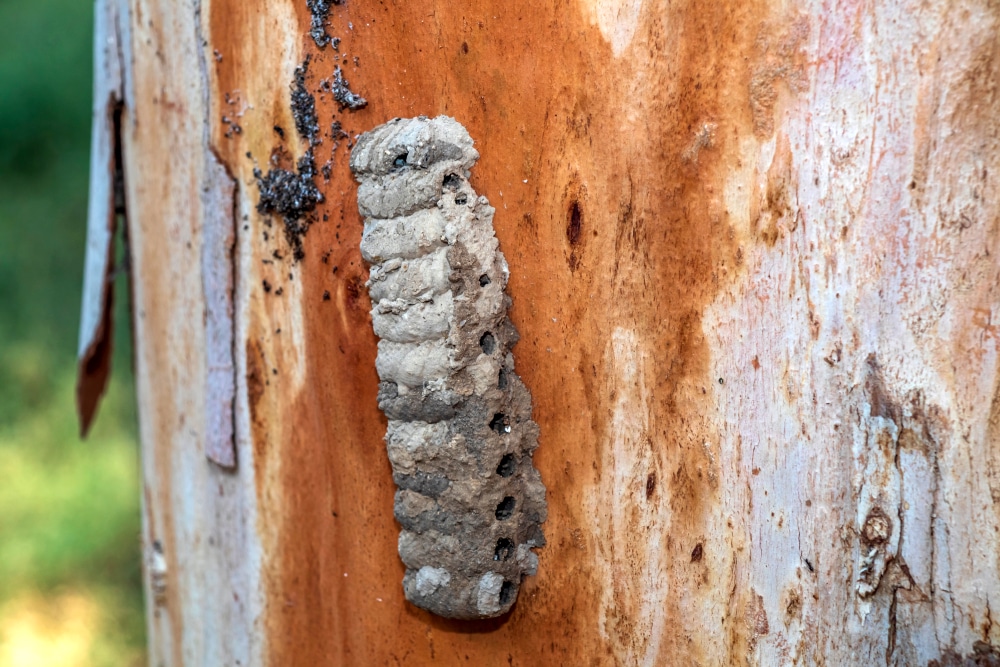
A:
[306,0,342,48]
[290,57,320,143]
[350,116,547,619]
[254,152,322,260]
[253,57,327,260]
[332,66,367,111]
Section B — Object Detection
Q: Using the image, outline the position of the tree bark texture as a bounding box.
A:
[84,0,1000,663]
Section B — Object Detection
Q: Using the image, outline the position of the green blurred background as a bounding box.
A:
[0,0,145,664]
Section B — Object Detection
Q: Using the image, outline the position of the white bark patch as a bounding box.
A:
[704,3,1000,662]
[591,0,645,57]
[852,409,902,602]
[588,327,666,667]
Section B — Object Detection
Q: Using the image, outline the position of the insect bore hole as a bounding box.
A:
[566,200,583,246]
[496,454,516,477]
[490,413,510,435]
[393,153,408,168]
[479,273,491,287]
[480,332,496,355]
[499,580,516,606]
[495,496,516,520]
[494,538,514,561]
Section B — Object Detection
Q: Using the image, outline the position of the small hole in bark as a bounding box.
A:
[494,538,514,561]
[393,153,408,168]
[691,543,703,562]
[566,200,582,245]
[480,332,496,354]
[496,454,516,477]
[499,580,515,605]
[645,472,656,498]
[479,273,491,287]
[443,173,461,189]
[490,413,510,435]
[495,496,516,520]
[461,41,469,54]
[498,368,508,389]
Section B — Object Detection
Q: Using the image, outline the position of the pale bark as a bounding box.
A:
[81,0,1000,664]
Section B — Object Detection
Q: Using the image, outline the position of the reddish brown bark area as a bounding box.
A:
[207,0,792,662]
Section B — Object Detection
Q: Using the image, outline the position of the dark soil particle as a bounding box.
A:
[290,57,320,143]
[331,66,367,111]
[306,0,343,48]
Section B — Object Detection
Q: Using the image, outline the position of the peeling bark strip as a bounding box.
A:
[77,0,127,436]
[200,152,237,468]
[351,117,547,619]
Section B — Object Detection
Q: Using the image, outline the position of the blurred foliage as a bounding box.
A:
[0,0,145,664]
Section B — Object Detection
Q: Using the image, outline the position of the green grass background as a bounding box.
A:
[0,0,145,663]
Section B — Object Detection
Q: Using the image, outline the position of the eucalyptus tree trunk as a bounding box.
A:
[78,0,1000,664]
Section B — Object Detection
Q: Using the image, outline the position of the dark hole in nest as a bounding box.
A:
[495,496,516,520]
[496,454,516,477]
[480,332,496,355]
[455,194,468,205]
[499,581,516,606]
[442,173,461,189]
[489,413,509,435]
[479,274,491,287]
[494,538,514,561]
[498,368,508,389]
[393,153,408,168]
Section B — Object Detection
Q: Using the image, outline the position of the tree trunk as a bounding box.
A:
[80,0,1000,663]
